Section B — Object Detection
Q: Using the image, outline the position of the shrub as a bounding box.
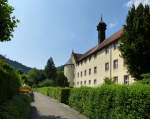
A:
[36,87,49,96]
[104,77,114,85]
[47,87,71,104]
[37,79,55,87]
[137,73,150,84]
[0,60,21,104]
[36,87,70,104]
[69,85,150,119]
[0,94,31,119]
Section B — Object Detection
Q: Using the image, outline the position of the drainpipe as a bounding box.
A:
[110,46,112,79]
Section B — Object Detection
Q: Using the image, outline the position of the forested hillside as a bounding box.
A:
[0,55,31,73]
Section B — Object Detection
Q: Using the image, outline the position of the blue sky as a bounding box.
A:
[0,0,149,69]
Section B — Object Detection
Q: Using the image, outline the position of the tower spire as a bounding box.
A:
[101,14,103,22]
[97,15,107,44]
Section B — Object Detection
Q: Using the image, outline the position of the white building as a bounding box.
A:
[64,18,134,87]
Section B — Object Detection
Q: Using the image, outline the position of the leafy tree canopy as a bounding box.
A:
[120,4,150,79]
[44,57,56,79]
[27,68,45,86]
[0,0,19,41]
[55,72,69,87]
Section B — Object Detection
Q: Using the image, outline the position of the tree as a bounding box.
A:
[55,72,69,87]
[27,68,45,86]
[44,57,56,79]
[119,4,150,79]
[0,0,19,41]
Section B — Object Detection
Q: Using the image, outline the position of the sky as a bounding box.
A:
[0,0,149,69]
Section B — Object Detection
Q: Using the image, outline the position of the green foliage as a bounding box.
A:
[69,85,150,119]
[44,57,56,79]
[0,0,19,41]
[137,73,150,84]
[119,4,150,79]
[27,68,46,86]
[47,87,70,104]
[37,87,70,104]
[104,77,114,85]
[0,94,31,119]
[36,87,50,96]
[0,59,21,104]
[37,79,55,87]
[55,72,69,87]
[0,55,31,73]
[57,65,64,72]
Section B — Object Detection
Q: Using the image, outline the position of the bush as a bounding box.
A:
[0,94,31,119]
[47,87,71,104]
[36,87,50,96]
[0,60,21,104]
[104,77,114,85]
[55,72,69,87]
[36,87,70,104]
[69,85,150,119]
[137,73,150,84]
[37,79,55,87]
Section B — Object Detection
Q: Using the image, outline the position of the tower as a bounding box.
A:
[97,16,107,44]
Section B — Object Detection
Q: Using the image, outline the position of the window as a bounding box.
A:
[113,43,118,50]
[84,70,86,76]
[94,67,97,74]
[113,76,118,83]
[80,81,83,85]
[105,48,109,54]
[89,80,91,85]
[105,63,109,71]
[84,81,86,85]
[113,59,118,69]
[80,71,82,77]
[77,82,79,85]
[124,75,129,85]
[77,72,79,78]
[89,68,91,75]
[94,79,97,85]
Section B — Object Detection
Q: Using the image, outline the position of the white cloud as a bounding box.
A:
[109,23,117,29]
[126,0,150,8]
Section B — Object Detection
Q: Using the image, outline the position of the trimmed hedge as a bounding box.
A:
[36,87,70,104]
[47,87,70,104]
[36,87,49,96]
[69,85,150,119]
[0,94,31,119]
[0,60,21,104]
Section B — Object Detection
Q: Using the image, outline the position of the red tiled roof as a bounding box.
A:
[75,29,123,62]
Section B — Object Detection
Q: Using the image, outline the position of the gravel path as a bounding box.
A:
[29,92,89,119]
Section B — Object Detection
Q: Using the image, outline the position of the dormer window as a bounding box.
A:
[89,56,91,62]
[113,42,118,50]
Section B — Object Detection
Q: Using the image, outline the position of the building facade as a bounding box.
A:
[64,18,135,87]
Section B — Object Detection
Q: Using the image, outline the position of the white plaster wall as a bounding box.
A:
[74,42,135,87]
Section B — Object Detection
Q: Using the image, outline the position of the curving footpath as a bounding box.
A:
[29,92,89,119]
